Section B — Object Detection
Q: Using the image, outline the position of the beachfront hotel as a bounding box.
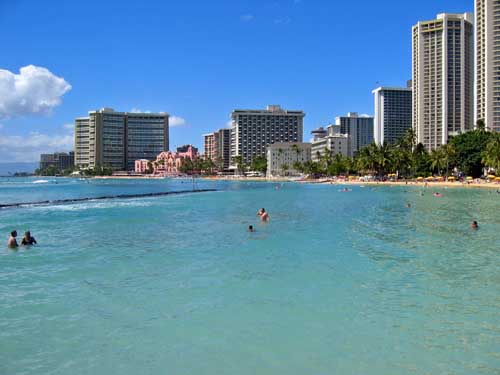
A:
[475,0,500,131]
[230,105,305,168]
[74,108,169,171]
[203,128,231,171]
[412,13,474,151]
[372,86,412,145]
[334,112,373,157]
[266,142,311,177]
[135,145,198,176]
[39,151,75,171]
[311,125,349,162]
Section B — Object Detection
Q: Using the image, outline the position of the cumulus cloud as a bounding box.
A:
[169,116,186,127]
[63,123,74,130]
[0,131,73,162]
[0,65,71,119]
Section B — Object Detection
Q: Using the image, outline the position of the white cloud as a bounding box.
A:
[0,131,73,162]
[241,14,254,22]
[0,124,3,130]
[226,120,232,128]
[0,65,71,119]
[169,116,186,127]
[63,123,74,130]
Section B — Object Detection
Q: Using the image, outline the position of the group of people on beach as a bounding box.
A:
[248,207,270,232]
[7,230,37,248]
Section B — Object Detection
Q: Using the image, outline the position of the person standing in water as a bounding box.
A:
[21,231,37,246]
[7,231,18,248]
[257,208,270,222]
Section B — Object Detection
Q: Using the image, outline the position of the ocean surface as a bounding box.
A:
[1,177,499,375]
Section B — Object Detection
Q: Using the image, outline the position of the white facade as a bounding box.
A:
[266,142,311,177]
[412,13,474,151]
[311,125,349,162]
[373,87,412,145]
[476,0,500,131]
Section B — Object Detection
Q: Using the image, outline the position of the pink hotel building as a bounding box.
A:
[135,145,199,176]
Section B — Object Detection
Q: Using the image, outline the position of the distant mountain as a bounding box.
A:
[0,162,38,176]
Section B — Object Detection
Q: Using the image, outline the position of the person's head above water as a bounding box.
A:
[11,230,17,238]
[248,225,254,232]
[24,231,31,238]
[471,220,478,229]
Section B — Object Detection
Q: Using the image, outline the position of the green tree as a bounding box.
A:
[250,155,267,173]
[449,128,494,177]
[232,156,246,175]
[482,133,500,174]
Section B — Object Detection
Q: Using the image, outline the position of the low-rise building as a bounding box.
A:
[266,142,311,177]
[135,145,199,176]
[311,126,349,162]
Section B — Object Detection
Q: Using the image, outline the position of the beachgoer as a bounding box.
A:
[471,221,478,230]
[248,225,255,232]
[7,231,18,248]
[258,208,270,222]
[21,231,37,246]
[433,192,442,197]
[406,203,411,208]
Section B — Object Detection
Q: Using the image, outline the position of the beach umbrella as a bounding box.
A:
[466,176,473,181]
[495,177,500,181]
[447,176,455,181]
[487,175,496,179]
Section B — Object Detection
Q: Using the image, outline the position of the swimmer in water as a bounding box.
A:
[7,231,18,248]
[248,225,255,232]
[433,192,442,197]
[406,203,411,208]
[257,208,270,222]
[21,231,37,246]
[471,221,478,230]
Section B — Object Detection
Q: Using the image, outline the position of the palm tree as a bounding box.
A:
[482,133,500,174]
[232,155,246,175]
[429,148,445,175]
[441,143,456,177]
[282,164,289,176]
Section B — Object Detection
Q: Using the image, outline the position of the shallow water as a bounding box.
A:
[1,178,499,375]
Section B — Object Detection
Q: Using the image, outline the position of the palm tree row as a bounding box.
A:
[292,128,500,178]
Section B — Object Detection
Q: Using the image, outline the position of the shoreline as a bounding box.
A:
[22,174,500,190]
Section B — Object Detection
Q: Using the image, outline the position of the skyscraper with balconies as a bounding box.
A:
[74,108,169,171]
[230,105,305,168]
[412,13,474,151]
[476,0,500,131]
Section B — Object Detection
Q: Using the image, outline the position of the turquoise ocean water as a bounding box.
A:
[0,177,499,374]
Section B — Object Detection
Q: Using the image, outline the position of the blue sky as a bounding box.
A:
[0,0,472,162]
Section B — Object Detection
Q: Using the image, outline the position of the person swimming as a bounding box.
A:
[21,231,37,246]
[406,203,411,208]
[7,231,18,248]
[257,208,270,222]
[471,221,478,230]
[248,225,255,232]
[433,192,442,197]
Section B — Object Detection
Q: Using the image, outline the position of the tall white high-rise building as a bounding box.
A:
[412,13,474,151]
[476,0,500,131]
[230,105,305,167]
[372,87,412,145]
